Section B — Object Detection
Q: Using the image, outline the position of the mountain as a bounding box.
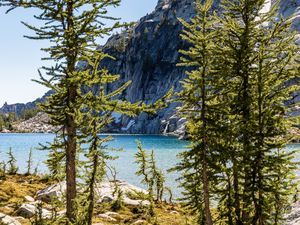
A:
[99,0,198,135]
[1,0,300,136]
[96,0,300,135]
[0,90,54,116]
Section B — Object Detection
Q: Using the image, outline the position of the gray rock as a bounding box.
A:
[13,112,57,133]
[37,180,148,206]
[97,213,117,222]
[132,220,147,225]
[95,180,147,200]
[0,213,21,225]
[285,202,300,225]
[16,203,51,219]
[24,196,35,202]
[103,211,120,218]
[122,198,150,206]
[36,181,66,202]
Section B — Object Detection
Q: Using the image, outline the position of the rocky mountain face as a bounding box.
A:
[100,0,300,136]
[0,90,53,116]
[99,0,197,136]
[12,112,57,133]
[1,0,300,136]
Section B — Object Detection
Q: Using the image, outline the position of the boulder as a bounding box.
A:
[97,213,117,222]
[95,180,147,202]
[36,180,149,208]
[37,180,147,204]
[0,213,21,225]
[36,181,66,202]
[17,203,51,219]
[285,202,300,225]
[132,220,147,225]
[123,198,150,206]
[103,211,120,218]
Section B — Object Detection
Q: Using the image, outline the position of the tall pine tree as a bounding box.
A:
[217,0,299,223]
[174,0,224,223]
[176,0,299,224]
[1,0,169,223]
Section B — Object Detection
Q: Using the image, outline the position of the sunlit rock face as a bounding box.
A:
[99,0,199,135]
[100,0,300,136]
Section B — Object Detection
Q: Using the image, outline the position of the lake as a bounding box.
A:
[0,133,189,197]
[0,133,299,198]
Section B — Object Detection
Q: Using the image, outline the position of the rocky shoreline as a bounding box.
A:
[0,175,185,225]
[0,174,299,225]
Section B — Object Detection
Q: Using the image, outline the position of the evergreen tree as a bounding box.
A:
[176,0,299,224]
[135,142,167,218]
[1,0,169,223]
[135,141,155,217]
[7,148,18,175]
[217,0,299,223]
[25,148,33,176]
[174,0,222,223]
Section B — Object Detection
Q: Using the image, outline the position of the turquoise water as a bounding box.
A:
[0,133,299,198]
[0,133,189,197]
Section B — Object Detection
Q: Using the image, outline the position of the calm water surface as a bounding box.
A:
[0,133,189,197]
[0,133,299,197]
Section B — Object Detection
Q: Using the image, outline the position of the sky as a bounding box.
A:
[0,0,158,106]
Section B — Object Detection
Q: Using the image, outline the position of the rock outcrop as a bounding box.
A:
[36,180,149,206]
[17,203,51,219]
[285,202,300,225]
[0,213,21,225]
[100,0,300,135]
[12,112,56,133]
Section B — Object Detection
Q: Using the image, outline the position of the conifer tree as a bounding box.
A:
[25,148,33,176]
[176,0,299,224]
[1,1,169,223]
[174,0,222,223]
[0,0,123,221]
[216,0,299,223]
[135,142,167,218]
[135,141,155,217]
[7,148,18,175]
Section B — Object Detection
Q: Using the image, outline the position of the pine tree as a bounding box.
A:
[135,142,167,218]
[7,148,18,175]
[174,0,223,223]
[135,141,155,217]
[0,0,123,221]
[216,0,299,223]
[176,0,299,224]
[1,0,169,223]
[25,148,33,176]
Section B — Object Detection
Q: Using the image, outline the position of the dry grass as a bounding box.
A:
[0,174,50,225]
[92,202,191,224]
[0,175,193,225]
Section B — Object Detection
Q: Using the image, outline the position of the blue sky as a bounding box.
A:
[0,0,157,106]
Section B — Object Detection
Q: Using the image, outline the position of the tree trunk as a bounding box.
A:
[87,148,98,225]
[233,159,243,225]
[66,105,77,223]
[201,59,213,225]
[65,0,77,222]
